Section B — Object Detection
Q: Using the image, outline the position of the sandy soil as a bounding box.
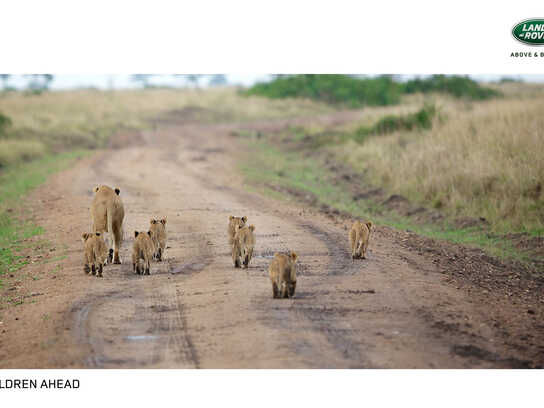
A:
[0,116,541,368]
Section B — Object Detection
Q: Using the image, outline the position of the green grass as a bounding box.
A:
[354,103,437,141]
[0,150,89,281]
[249,104,439,150]
[240,138,528,264]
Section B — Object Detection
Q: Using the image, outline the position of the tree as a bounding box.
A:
[43,74,54,90]
[0,74,10,90]
[23,74,55,91]
[185,74,203,88]
[209,74,227,87]
[131,74,153,88]
[171,74,204,88]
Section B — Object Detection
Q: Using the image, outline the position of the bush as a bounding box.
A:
[246,75,402,107]
[403,75,500,100]
[355,104,437,141]
[0,140,47,168]
[0,111,11,136]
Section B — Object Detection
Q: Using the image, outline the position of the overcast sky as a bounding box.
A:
[3,74,544,90]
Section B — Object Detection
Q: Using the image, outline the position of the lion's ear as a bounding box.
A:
[366,221,373,231]
[93,186,100,193]
[95,232,101,237]
[249,225,255,232]
[82,233,89,241]
[134,231,139,238]
[242,216,247,222]
[114,188,120,195]
[150,219,156,224]
[147,231,152,237]
[229,216,234,221]
[160,218,166,225]
[290,251,298,261]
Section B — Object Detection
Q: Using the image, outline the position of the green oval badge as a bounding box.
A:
[513,19,544,45]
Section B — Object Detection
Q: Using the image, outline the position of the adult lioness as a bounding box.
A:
[90,185,125,264]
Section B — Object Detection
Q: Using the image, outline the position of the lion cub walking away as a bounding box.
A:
[232,224,255,268]
[82,232,108,277]
[269,251,298,299]
[349,220,373,259]
[150,218,167,261]
[132,231,154,275]
[90,185,125,264]
[228,216,247,246]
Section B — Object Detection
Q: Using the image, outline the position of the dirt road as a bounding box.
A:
[1,115,541,368]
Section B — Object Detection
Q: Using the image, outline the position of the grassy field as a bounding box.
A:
[332,91,544,234]
[0,87,332,168]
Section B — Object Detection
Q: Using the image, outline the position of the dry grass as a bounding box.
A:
[334,93,544,233]
[0,87,331,163]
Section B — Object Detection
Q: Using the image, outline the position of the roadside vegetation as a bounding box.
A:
[354,103,437,141]
[334,95,544,234]
[0,151,87,285]
[239,138,524,263]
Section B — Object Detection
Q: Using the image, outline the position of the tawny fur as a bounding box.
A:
[132,231,154,275]
[90,185,125,264]
[269,251,298,298]
[149,218,167,261]
[232,224,255,268]
[82,232,108,277]
[349,220,372,259]
[228,215,247,246]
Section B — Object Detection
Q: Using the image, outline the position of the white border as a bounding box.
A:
[2,1,544,73]
[0,370,542,408]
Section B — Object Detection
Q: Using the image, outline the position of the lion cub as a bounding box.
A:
[232,224,255,268]
[269,251,298,298]
[82,232,108,277]
[132,231,154,275]
[228,216,247,246]
[150,218,167,261]
[349,220,373,259]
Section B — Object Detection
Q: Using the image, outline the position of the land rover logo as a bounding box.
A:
[512,19,544,45]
